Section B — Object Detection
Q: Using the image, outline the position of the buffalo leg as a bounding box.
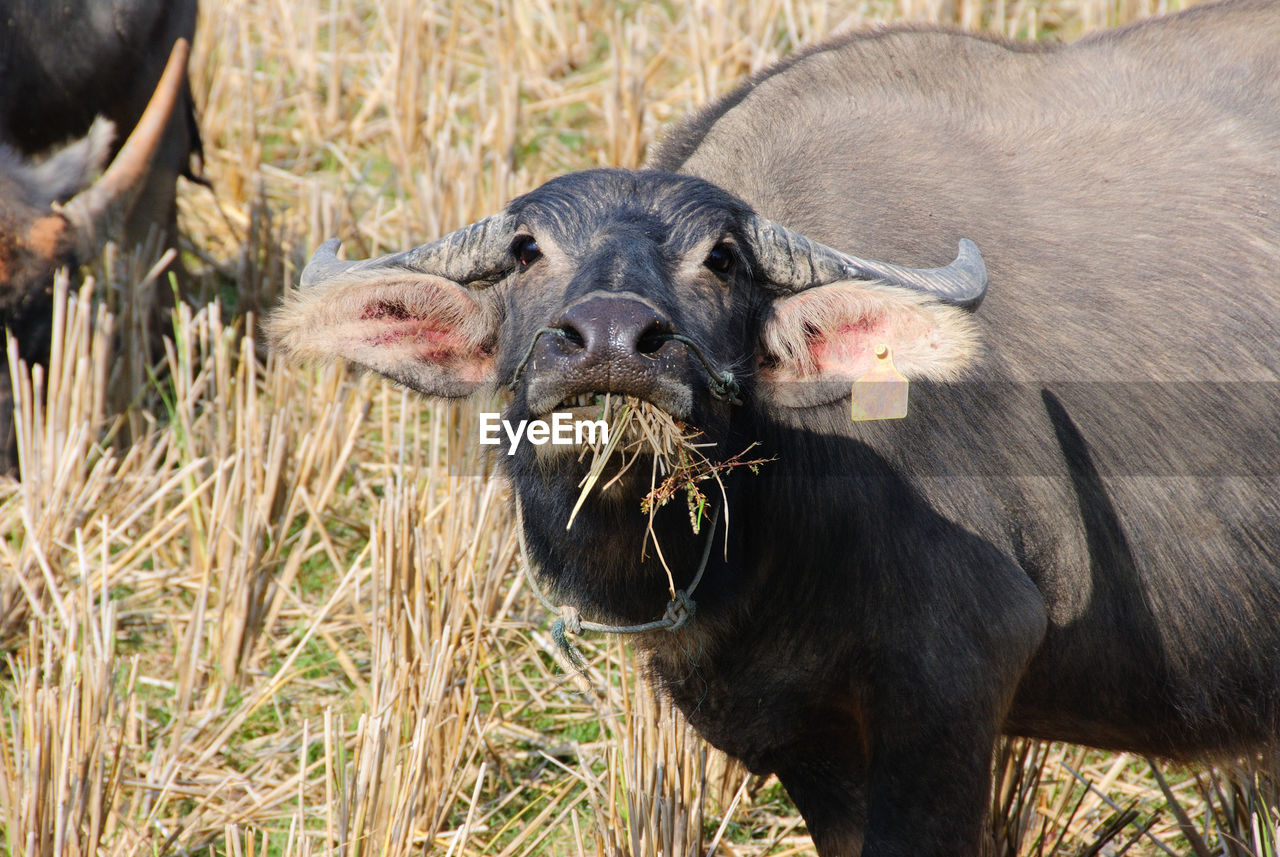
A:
[776,719,1000,856]
[772,718,997,857]
[860,718,999,856]
[774,757,867,857]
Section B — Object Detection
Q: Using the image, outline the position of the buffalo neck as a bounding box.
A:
[504,403,928,638]
[508,447,737,627]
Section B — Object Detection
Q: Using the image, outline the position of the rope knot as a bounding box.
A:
[558,604,583,635]
[710,371,742,406]
[663,591,696,630]
[551,608,588,673]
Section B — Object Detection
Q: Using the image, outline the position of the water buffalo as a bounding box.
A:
[0,0,198,474]
[269,0,1280,853]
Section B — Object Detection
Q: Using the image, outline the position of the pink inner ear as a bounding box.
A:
[798,315,889,380]
[757,284,978,403]
[367,320,478,361]
[360,299,488,362]
[269,270,500,396]
[354,287,492,356]
[345,281,498,392]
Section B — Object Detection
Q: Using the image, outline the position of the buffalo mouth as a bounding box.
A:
[548,391,620,420]
[544,390,676,418]
[526,376,694,425]
[518,389,700,464]
[518,385,766,532]
[542,391,681,436]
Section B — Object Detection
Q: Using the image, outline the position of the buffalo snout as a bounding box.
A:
[554,294,673,363]
[521,293,694,418]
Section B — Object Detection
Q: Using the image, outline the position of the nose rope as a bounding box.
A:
[508,327,570,391]
[650,332,742,405]
[506,326,741,405]
[514,495,720,674]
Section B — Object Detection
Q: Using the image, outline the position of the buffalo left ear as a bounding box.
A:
[266,263,499,398]
[757,281,981,408]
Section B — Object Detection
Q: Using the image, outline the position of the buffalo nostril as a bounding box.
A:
[554,324,586,351]
[636,325,670,356]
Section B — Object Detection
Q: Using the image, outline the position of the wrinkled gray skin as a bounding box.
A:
[282,1,1280,855]
[0,0,199,474]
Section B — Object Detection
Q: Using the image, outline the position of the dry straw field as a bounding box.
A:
[2,0,1278,854]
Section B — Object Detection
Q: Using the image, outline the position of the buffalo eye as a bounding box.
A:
[704,243,734,278]
[512,235,542,268]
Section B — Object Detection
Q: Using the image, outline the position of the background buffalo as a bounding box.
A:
[0,1,201,473]
[0,0,200,257]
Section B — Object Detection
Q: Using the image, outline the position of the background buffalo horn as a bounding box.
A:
[62,38,189,262]
[746,215,989,309]
[300,213,514,288]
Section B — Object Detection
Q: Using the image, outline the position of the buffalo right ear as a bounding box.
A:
[266,266,499,398]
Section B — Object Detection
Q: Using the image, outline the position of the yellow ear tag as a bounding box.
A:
[850,344,909,421]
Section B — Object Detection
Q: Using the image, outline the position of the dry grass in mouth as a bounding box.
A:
[566,395,771,539]
[564,394,771,599]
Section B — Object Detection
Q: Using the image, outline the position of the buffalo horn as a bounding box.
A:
[746,215,988,309]
[62,38,189,261]
[300,213,514,288]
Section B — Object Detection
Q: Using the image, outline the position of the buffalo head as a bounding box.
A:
[0,40,189,310]
[271,169,985,463]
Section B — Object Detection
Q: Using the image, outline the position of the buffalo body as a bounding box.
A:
[271,2,1280,854]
